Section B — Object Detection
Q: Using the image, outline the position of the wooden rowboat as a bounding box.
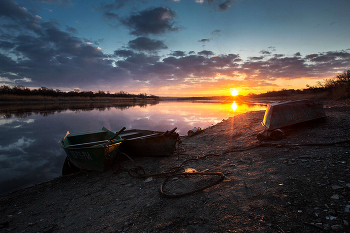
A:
[258,99,326,140]
[118,127,179,157]
[61,127,125,173]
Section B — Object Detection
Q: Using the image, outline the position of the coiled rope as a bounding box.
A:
[120,152,225,198]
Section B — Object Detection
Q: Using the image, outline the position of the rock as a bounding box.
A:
[323,224,330,230]
[331,194,339,199]
[332,185,342,190]
[144,177,153,183]
[344,205,350,213]
[331,225,342,230]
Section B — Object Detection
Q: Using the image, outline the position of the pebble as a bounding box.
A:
[331,225,342,230]
[144,177,153,183]
[326,216,337,220]
[344,205,350,213]
[331,185,342,190]
[331,194,339,199]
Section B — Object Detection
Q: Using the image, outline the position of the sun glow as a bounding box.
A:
[231,101,238,111]
[230,89,239,96]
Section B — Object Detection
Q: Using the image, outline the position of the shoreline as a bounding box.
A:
[1,100,349,232]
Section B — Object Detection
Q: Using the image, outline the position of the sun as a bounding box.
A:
[230,89,239,96]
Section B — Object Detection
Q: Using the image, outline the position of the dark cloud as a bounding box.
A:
[114,49,136,57]
[198,0,233,12]
[0,41,15,50]
[115,53,162,81]
[35,0,73,8]
[249,56,264,60]
[211,29,221,35]
[218,0,232,11]
[198,50,214,57]
[305,51,350,63]
[260,50,271,55]
[94,0,149,22]
[170,51,186,57]
[120,7,179,36]
[198,39,211,43]
[96,0,143,12]
[65,25,78,34]
[0,1,123,88]
[103,12,119,20]
[1,0,350,93]
[127,37,168,51]
[0,0,41,31]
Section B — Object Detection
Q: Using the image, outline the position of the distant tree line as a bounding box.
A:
[246,87,332,99]
[0,85,159,100]
[306,69,350,98]
[249,69,350,99]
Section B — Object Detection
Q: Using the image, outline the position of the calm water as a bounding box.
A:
[0,101,266,194]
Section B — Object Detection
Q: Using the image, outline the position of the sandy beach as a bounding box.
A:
[1,100,349,232]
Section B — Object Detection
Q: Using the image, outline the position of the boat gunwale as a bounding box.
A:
[61,141,122,150]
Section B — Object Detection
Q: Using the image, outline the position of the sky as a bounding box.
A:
[0,0,349,97]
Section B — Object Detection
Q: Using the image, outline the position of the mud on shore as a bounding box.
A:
[1,100,350,232]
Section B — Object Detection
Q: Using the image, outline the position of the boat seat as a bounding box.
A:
[65,138,122,148]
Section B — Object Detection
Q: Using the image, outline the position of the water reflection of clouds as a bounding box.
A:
[0,101,266,194]
[0,118,35,127]
[0,137,35,152]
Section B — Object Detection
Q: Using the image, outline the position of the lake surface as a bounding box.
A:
[0,101,266,195]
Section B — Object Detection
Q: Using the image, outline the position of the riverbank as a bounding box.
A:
[1,100,349,232]
[0,94,159,103]
[0,98,160,118]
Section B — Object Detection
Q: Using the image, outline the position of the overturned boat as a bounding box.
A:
[257,99,326,140]
[119,127,179,157]
[61,127,125,173]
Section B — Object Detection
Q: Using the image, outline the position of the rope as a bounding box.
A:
[116,138,350,197]
[121,152,225,198]
[160,172,225,198]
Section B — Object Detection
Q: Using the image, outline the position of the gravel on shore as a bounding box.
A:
[1,100,349,232]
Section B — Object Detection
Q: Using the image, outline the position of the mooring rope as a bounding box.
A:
[119,152,225,198]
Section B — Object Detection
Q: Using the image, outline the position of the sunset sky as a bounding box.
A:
[1,0,349,97]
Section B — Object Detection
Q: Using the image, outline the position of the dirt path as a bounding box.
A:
[1,100,349,232]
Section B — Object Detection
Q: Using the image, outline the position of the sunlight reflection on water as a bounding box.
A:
[0,101,266,194]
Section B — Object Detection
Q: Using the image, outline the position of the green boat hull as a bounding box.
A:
[61,128,123,172]
[119,128,179,157]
